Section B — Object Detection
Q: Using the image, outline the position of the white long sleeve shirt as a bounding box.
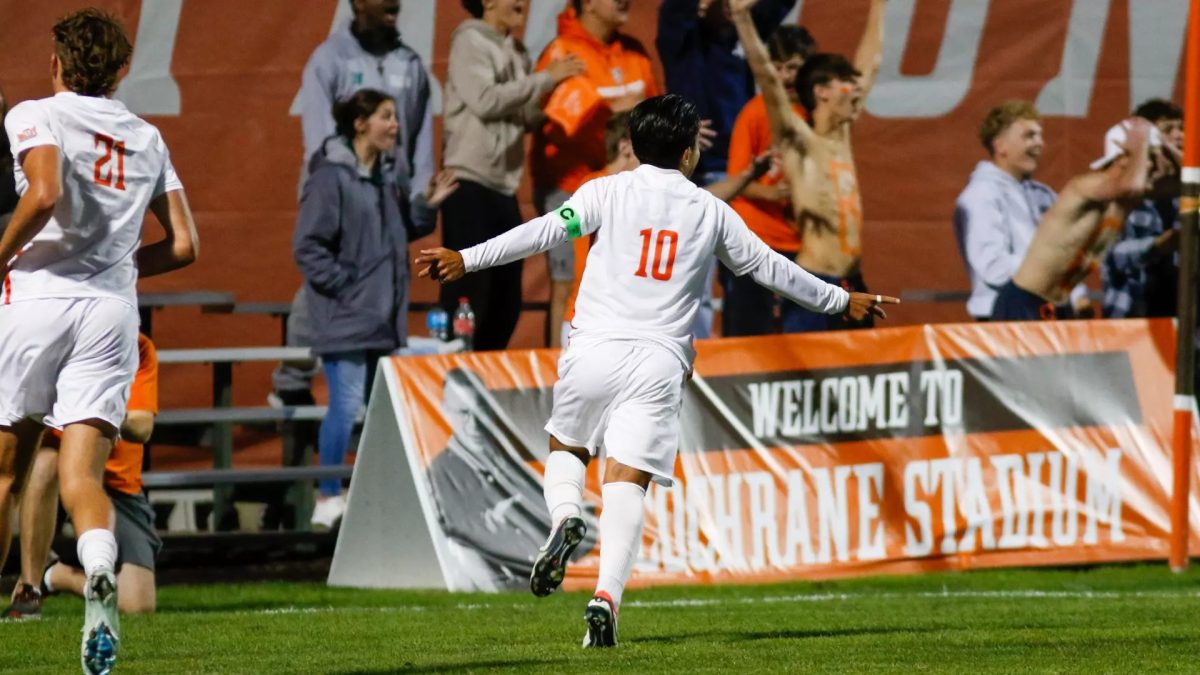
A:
[462,164,848,365]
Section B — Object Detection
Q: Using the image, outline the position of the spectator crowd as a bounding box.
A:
[0,0,1191,534]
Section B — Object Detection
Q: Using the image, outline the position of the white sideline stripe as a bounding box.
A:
[129,589,1200,620]
[627,589,1200,608]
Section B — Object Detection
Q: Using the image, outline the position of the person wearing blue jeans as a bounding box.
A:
[293,89,458,529]
[316,352,384,500]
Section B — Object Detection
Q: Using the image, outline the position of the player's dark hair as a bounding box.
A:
[572,0,584,14]
[767,25,817,63]
[332,89,395,140]
[628,95,700,170]
[52,9,132,97]
[1133,98,1182,123]
[462,0,484,18]
[796,53,860,116]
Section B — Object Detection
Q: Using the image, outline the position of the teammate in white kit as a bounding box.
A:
[0,10,197,673]
[416,95,896,648]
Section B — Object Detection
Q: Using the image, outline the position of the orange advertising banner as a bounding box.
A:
[345,319,1200,591]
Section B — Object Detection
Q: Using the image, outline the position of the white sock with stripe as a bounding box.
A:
[595,481,647,608]
[543,451,586,527]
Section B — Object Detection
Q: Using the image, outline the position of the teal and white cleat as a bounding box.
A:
[81,569,119,675]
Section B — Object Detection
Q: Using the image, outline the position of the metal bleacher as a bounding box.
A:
[140,293,331,531]
[141,294,454,532]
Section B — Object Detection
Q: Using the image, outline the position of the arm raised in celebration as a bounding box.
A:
[730,0,814,150]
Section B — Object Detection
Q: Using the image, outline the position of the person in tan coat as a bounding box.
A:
[441,0,583,350]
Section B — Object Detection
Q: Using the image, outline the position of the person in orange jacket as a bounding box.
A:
[531,0,660,347]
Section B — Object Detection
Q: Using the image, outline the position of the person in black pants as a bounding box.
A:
[438,182,525,350]
[439,0,583,350]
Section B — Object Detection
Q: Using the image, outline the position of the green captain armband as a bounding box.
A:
[553,204,583,239]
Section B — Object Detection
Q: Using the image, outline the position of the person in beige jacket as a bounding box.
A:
[440,0,583,350]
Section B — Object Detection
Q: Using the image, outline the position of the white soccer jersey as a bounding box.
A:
[462,164,849,365]
[3,92,182,307]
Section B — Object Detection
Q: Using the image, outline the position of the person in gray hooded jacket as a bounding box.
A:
[439,0,584,350]
[294,89,457,528]
[274,0,437,407]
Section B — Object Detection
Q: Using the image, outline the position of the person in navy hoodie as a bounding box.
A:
[656,0,799,337]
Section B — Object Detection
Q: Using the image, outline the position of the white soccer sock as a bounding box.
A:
[76,528,118,579]
[595,481,647,608]
[543,451,586,527]
[43,566,55,594]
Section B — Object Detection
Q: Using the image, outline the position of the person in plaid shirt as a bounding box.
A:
[1101,200,1177,318]
[1101,99,1184,319]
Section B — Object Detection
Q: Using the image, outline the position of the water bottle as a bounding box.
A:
[426,306,449,341]
[453,297,475,351]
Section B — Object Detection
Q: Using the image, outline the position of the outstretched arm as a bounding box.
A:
[416,212,569,283]
[730,0,812,148]
[855,0,887,98]
[715,204,897,320]
[419,183,603,282]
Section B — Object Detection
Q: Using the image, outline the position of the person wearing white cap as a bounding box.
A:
[1102,99,1184,319]
[991,118,1165,321]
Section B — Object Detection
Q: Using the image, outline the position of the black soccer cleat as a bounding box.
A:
[582,592,618,648]
[529,515,586,597]
[1,583,43,621]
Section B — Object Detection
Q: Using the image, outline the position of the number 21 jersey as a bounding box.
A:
[3,92,182,307]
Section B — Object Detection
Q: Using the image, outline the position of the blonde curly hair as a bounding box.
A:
[979,101,1040,155]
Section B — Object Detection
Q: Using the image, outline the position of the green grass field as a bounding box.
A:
[5,563,1200,673]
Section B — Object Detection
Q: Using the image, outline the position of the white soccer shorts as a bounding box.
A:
[0,297,138,431]
[545,338,686,486]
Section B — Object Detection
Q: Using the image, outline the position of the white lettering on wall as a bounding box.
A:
[866,0,990,118]
[115,0,183,115]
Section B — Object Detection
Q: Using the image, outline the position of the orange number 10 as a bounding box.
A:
[94,133,126,190]
[635,228,679,281]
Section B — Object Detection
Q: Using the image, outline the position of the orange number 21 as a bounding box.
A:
[93,133,126,190]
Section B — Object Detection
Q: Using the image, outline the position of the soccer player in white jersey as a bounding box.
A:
[0,9,198,672]
[418,94,895,647]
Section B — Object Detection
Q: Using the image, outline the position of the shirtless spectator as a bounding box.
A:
[730,0,885,331]
[724,24,815,336]
[533,0,660,347]
[994,118,1166,321]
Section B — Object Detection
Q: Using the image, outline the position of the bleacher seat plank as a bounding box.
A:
[158,346,312,364]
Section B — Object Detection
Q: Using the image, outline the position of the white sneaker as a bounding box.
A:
[81,568,119,675]
[310,494,346,530]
